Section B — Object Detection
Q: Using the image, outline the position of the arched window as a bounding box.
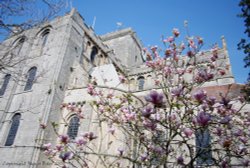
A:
[14,38,25,54]
[24,67,37,91]
[90,46,98,64]
[0,74,11,96]
[67,116,80,139]
[11,37,25,58]
[5,113,21,146]
[195,129,213,165]
[138,76,145,91]
[41,31,49,47]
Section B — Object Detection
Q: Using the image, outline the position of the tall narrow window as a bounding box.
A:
[90,46,98,64]
[195,129,213,166]
[0,74,11,96]
[138,76,145,91]
[5,113,21,146]
[67,116,80,139]
[24,67,37,91]
[41,31,50,47]
[14,38,25,55]
[9,37,25,63]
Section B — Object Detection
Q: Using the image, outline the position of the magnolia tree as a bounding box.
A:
[42,29,250,168]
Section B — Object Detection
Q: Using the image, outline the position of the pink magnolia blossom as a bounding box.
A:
[211,47,218,58]
[166,36,174,43]
[83,132,97,141]
[193,90,207,103]
[183,128,193,137]
[56,145,63,151]
[143,47,148,52]
[152,51,159,58]
[150,113,161,121]
[87,84,97,96]
[143,119,157,131]
[168,113,177,121]
[150,45,158,52]
[214,127,223,136]
[164,48,172,57]
[195,69,214,83]
[59,135,70,144]
[177,155,184,165]
[140,153,148,161]
[154,79,160,86]
[98,106,105,113]
[188,39,196,48]
[239,136,247,144]
[43,143,56,157]
[236,145,247,155]
[75,136,87,146]
[44,149,56,157]
[171,86,184,97]
[220,116,231,124]
[196,112,211,127]
[43,143,52,151]
[172,28,180,37]
[145,90,165,107]
[187,50,195,57]
[59,151,74,162]
[162,38,168,43]
[221,160,229,168]
[180,42,185,51]
[211,55,218,62]
[150,145,163,154]
[197,36,203,45]
[207,96,216,106]
[124,112,136,122]
[163,66,172,76]
[177,68,185,75]
[141,106,154,118]
[233,129,243,137]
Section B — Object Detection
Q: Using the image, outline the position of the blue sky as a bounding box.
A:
[70,0,249,83]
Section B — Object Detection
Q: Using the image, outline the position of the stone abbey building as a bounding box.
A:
[0,9,246,167]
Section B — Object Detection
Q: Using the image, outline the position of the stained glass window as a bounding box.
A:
[138,76,145,91]
[67,116,80,139]
[196,129,213,165]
